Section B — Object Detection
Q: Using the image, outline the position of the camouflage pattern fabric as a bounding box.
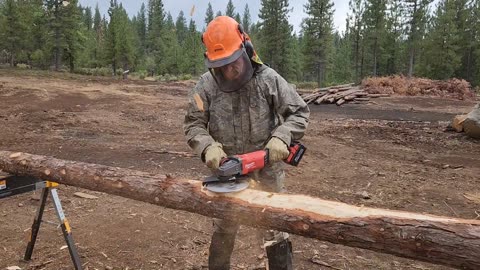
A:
[184,64,309,268]
[184,64,309,161]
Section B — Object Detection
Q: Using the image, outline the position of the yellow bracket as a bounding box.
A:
[45,181,59,188]
[64,219,72,233]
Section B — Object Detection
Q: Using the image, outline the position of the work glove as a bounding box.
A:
[204,142,227,170]
[265,137,289,163]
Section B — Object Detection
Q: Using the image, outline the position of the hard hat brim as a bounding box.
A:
[205,48,244,69]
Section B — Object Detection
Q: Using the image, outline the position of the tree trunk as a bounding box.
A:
[408,45,415,78]
[0,151,479,270]
[54,4,61,71]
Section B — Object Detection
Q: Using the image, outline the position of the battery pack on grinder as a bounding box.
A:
[286,142,306,166]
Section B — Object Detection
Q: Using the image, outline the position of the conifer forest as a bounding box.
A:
[1,0,480,87]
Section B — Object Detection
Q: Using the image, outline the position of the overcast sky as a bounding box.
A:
[79,0,350,34]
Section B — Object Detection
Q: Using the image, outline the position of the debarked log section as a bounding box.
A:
[0,151,479,269]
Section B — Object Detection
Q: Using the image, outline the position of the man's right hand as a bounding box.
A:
[204,142,227,170]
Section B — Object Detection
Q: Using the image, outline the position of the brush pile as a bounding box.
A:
[300,76,476,106]
[362,75,475,100]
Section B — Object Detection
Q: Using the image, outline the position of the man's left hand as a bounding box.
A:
[265,137,289,162]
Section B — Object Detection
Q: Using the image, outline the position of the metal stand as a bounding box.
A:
[0,176,82,269]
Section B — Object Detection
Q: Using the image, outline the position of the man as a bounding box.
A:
[183,16,309,270]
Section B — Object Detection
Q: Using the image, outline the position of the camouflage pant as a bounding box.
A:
[208,162,289,270]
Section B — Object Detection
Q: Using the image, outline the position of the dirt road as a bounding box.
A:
[0,70,478,269]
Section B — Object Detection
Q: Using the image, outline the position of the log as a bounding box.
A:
[452,115,468,133]
[0,151,479,269]
[353,97,371,102]
[305,91,328,104]
[367,93,391,98]
[336,98,346,106]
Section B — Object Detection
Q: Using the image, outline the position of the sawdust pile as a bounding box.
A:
[362,76,475,100]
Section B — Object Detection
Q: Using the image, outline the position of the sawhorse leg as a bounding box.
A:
[24,184,83,270]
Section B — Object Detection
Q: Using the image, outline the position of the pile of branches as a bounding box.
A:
[301,84,389,106]
[362,75,476,100]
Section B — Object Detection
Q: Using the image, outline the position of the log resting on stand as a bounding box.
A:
[0,151,479,269]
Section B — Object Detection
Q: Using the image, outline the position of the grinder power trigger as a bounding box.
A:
[203,141,306,193]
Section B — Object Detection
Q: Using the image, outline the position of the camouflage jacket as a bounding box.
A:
[184,65,309,159]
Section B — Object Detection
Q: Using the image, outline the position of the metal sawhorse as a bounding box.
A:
[0,175,82,269]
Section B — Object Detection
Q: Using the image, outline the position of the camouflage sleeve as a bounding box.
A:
[183,76,215,158]
[270,73,310,146]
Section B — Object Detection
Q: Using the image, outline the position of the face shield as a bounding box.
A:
[206,48,254,93]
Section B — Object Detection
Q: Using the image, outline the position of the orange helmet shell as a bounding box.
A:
[203,16,245,68]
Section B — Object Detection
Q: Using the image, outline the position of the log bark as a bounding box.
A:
[336,98,346,106]
[1,151,479,269]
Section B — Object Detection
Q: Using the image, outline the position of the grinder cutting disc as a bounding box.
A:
[203,176,249,193]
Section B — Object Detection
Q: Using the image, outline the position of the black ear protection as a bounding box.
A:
[237,24,255,59]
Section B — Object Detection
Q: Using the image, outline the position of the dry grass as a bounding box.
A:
[362,75,476,100]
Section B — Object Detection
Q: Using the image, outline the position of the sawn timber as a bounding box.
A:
[0,151,479,269]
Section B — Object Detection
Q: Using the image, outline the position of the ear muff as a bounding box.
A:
[237,24,254,59]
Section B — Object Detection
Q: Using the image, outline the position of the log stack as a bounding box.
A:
[301,84,390,106]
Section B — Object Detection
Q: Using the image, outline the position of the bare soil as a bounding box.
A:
[0,69,479,270]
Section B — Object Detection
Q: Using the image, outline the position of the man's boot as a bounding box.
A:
[208,232,237,270]
[265,239,293,270]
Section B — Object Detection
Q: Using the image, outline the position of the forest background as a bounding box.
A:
[1,0,479,88]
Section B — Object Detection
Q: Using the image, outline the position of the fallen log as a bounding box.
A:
[353,97,371,102]
[368,93,391,98]
[0,151,479,269]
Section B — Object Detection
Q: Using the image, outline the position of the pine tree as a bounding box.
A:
[347,0,365,82]
[363,0,387,76]
[106,0,119,73]
[234,12,241,24]
[44,0,84,71]
[183,19,203,75]
[76,3,97,68]
[242,4,251,33]
[94,4,101,33]
[302,0,335,87]
[83,6,92,30]
[331,32,353,83]
[471,0,480,85]
[383,0,404,75]
[226,0,235,17]
[105,1,136,75]
[404,0,432,77]
[258,0,293,79]
[452,0,472,80]
[216,10,222,17]
[290,33,305,82]
[146,0,164,74]
[205,2,214,26]
[92,4,104,67]
[116,5,135,74]
[1,0,27,66]
[176,11,187,45]
[421,0,461,79]
[23,0,48,68]
[160,12,180,74]
[136,3,147,54]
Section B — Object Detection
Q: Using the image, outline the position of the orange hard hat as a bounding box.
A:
[202,16,245,68]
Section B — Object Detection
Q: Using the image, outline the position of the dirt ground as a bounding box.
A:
[0,69,479,270]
